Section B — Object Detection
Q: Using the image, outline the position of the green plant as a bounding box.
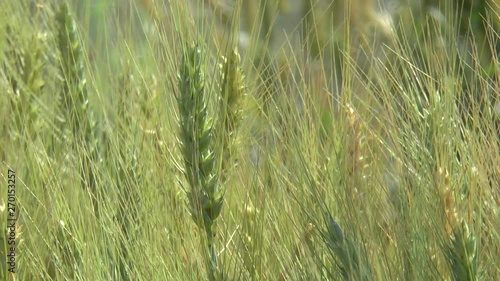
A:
[218,47,245,181]
[56,2,99,215]
[1,0,499,280]
[4,25,45,136]
[442,222,479,281]
[56,2,90,137]
[176,43,223,280]
[175,39,246,280]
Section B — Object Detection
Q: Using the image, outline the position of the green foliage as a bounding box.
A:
[1,0,498,280]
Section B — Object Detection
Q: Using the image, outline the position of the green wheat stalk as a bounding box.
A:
[56,2,99,215]
[4,25,45,137]
[302,0,323,58]
[114,63,142,281]
[218,47,245,181]
[176,43,223,280]
[175,41,245,280]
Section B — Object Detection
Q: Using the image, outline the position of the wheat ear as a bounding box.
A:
[4,25,45,133]
[56,2,90,136]
[219,47,245,180]
[56,2,99,215]
[176,43,222,280]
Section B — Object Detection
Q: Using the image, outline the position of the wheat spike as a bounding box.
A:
[219,47,245,180]
[176,43,223,280]
[56,2,90,135]
[177,43,222,230]
[56,2,99,216]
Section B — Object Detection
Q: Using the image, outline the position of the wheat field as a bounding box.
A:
[0,0,499,280]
